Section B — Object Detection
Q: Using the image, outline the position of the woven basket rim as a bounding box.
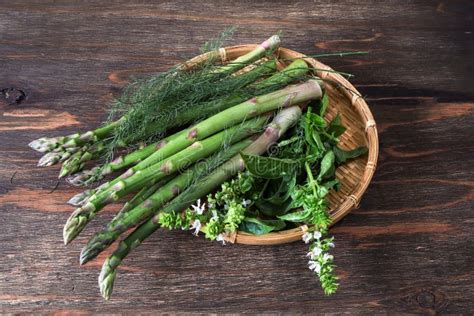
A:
[190,45,379,245]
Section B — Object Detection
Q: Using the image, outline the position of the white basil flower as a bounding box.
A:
[313,231,322,240]
[242,199,252,207]
[323,253,334,262]
[216,233,226,245]
[190,219,201,236]
[311,246,322,258]
[328,242,335,248]
[314,262,321,274]
[302,232,313,244]
[308,260,321,273]
[211,210,219,220]
[191,199,205,215]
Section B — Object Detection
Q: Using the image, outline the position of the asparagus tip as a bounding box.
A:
[67,190,92,206]
[99,257,117,300]
[66,168,98,187]
[58,166,70,179]
[80,246,97,265]
[37,152,60,167]
[63,212,87,245]
[63,221,73,245]
[29,138,56,153]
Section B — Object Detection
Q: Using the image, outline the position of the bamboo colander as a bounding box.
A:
[187,45,378,245]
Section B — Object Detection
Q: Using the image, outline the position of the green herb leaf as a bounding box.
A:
[311,130,325,153]
[262,175,296,205]
[333,146,368,164]
[319,93,330,116]
[241,153,300,179]
[307,112,326,128]
[329,113,342,126]
[317,150,335,181]
[277,207,312,222]
[322,179,340,191]
[326,114,346,138]
[239,217,286,235]
[256,199,293,216]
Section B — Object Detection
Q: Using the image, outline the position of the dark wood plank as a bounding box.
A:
[1,0,473,313]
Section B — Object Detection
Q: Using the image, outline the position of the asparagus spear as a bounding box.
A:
[115,182,163,216]
[29,119,122,153]
[63,116,269,244]
[80,139,253,264]
[30,35,281,154]
[66,130,187,190]
[112,174,175,217]
[98,106,303,300]
[210,35,280,75]
[67,58,308,188]
[59,142,106,178]
[70,71,317,204]
[37,146,80,167]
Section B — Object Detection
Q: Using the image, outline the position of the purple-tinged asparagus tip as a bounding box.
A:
[259,35,280,50]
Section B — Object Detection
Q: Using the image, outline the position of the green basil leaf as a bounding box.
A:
[322,179,340,191]
[328,125,346,138]
[329,113,342,126]
[319,93,330,116]
[241,153,300,179]
[263,174,296,205]
[239,175,254,193]
[312,130,325,153]
[317,150,335,181]
[256,199,293,216]
[334,146,368,164]
[277,207,312,222]
[304,118,317,148]
[325,164,336,180]
[326,114,346,137]
[317,186,329,198]
[277,135,299,147]
[307,112,326,128]
[239,217,286,235]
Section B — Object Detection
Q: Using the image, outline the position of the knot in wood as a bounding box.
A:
[1,88,26,105]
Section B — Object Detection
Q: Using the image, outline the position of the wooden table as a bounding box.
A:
[1,1,473,314]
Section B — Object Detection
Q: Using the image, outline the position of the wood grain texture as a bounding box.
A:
[1,0,473,314]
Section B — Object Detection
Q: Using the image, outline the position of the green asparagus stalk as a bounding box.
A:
[59,142,107,178]
[30,35,281,154]
[75,74,319,200]
[116,182,162,216]
[66,167,101,188]
[114,174,176,216]
[98,106,303,300]
[177,59,311,124]
[80,138,253,264]
[63,116,270,244]
[67,59,307,188]
[29,119,122,153]
[67,189,94,206]
[66,130,187,189]
[254,59,310,90]
[210,35,280,75]
[37,146,80,167]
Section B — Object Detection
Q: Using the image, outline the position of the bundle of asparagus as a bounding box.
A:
[29,31,367,299]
